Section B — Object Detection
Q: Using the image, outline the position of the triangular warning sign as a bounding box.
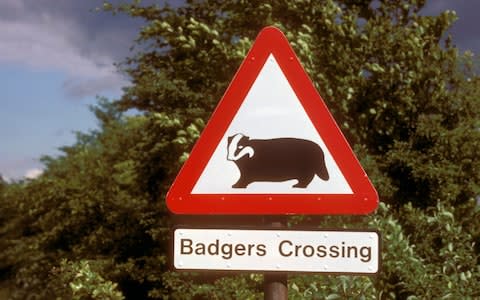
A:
[166,26,378,215]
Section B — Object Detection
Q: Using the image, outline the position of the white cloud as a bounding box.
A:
[24,168,44,180]
[0,174,10,183]
[0,10,128,98]
[0,157,44,181]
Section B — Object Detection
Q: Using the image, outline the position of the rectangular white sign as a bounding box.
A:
[173,228,379,274]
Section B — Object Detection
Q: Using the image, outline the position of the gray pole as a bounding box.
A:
[264,273,288,300]
[264,217,288,300]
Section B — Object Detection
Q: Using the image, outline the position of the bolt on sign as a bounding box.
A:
[166,26,378,215]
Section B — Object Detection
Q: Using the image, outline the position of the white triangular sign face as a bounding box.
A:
[166,26,378,215]
[192,55,352,194]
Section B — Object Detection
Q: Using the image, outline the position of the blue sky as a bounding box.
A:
[0,0,478,181]
[0,0,138,180]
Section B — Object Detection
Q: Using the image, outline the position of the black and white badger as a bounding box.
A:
[227,133,329,188]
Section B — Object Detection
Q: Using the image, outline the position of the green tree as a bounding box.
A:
[0,103,170,299]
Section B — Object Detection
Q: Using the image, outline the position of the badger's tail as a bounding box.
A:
[316,151,329,181]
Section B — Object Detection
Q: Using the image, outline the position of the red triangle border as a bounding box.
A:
[166,26,378,215]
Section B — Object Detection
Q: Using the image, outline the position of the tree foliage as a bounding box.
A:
[1,0,479,298]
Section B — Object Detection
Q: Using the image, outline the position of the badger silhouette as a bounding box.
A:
[227,133,329,188]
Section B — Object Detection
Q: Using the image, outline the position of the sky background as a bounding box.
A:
[0,0,479,181]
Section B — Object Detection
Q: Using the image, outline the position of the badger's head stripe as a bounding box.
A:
[227,133,254,161]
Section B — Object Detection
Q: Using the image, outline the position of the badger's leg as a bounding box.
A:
[293,173,314,188]
[316,152,329,181]
[232,177,250,188]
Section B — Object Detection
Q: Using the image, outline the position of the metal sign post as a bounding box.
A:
[264,273,287,300]
[264,216,287,300]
